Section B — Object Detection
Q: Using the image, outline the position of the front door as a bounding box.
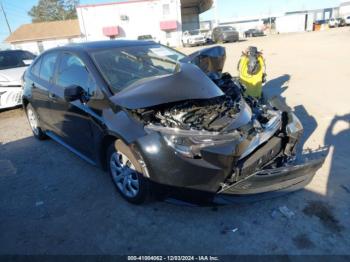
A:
[48,52,96,158]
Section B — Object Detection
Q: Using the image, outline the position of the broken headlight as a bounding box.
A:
[286,112,303,139]
[145,124,242,158]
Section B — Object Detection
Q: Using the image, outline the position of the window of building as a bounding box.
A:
[56,53,94,92]
[37,41,44,53]
[163,4,170,16]
[166,31,171,38]
[39,52,58,82]
[120,15,129,21]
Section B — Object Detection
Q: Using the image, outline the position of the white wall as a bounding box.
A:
[276,14,306,33]
[11,37,83,55]
[339,3,350,17]
[77,0,183,46]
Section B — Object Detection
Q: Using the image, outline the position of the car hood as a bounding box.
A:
[110,62,224,110]
[0,66,27,82]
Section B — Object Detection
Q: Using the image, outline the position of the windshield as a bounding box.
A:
[0,50,35,70]
[189,30,201,35]
[92,44,185,93]
[221,26,235,31]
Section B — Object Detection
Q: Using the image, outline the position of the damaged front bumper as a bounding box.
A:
[218,152,326,197]
[135,109,327,202]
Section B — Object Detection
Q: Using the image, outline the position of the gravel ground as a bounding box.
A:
[0,27,349,255]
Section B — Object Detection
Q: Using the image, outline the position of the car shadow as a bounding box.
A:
[264,74,317,154]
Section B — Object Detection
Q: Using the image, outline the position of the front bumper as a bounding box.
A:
[190,39,206,45]
[135,108,326,200]
[223,35,239,42]
[0,87,22,109]
[219,155,325,196]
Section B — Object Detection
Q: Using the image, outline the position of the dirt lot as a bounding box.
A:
[0,27,349,255]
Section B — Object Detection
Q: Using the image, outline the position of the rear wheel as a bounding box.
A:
[26,104,47,140]
[107,142,149,204]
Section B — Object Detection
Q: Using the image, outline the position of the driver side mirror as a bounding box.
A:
[64,85,85,102]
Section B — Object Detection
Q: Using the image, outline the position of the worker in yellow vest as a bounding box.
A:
[237,46,266,99]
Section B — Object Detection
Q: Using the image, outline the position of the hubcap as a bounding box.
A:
[110,151,140,198]
[27,107,39,135]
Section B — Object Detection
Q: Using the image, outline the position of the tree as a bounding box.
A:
[28,0,79,23]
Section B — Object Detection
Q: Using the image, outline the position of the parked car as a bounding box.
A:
[244,29,265,37]
[199,29,213,43]
[182,30,206,47]
[137,35,154,41]
[336,18,346,27]
[0,50,36,110]
[329,18,338,27]
[345,16,350,25]
[23,41,325,204]
[212,26,239,43]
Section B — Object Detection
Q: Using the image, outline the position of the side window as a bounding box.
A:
[22,51,36,60]
[31,57,42,77]
[56,53,94,92]
[39,52,58,82]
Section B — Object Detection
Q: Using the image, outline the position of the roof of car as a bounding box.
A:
[53,40,157,53]
[0,50,27,53]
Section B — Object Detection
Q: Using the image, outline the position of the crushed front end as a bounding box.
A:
[118,46,326,199]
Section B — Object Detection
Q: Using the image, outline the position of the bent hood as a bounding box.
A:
[110,62,224,110]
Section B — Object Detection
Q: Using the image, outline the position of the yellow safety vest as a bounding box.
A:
[238,55,265,98]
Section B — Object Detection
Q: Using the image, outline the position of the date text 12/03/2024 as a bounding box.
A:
[127,256,219,261]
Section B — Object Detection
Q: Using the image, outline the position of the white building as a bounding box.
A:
[275,14,307,33]
[339,1,350,17]
[5,20,83,55]
[76,0,213,47]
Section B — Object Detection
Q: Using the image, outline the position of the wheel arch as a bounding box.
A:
[22,97,29,109]
[99,133,150,178]
[99,134,120,171]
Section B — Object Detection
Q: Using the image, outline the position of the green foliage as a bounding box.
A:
[28,0,79,23]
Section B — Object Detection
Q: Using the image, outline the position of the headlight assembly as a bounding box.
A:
[145,124,242,158]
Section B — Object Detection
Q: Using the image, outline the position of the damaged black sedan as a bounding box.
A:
[23,40,326,204]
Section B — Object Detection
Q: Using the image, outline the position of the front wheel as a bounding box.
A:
[26,104,47,140]
[107,142,149,204]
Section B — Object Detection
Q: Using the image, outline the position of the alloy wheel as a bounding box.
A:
[27,107,39,136]
[110,151,140,198]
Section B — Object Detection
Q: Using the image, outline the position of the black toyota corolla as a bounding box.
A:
[22,40,326,204]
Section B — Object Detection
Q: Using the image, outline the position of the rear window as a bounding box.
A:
[221,26,235,31]
[91,45,185,93]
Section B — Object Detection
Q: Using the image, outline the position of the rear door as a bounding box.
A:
[48,51,96,158]
[28,51,59,130]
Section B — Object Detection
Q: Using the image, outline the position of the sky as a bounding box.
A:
[0,0,343,43]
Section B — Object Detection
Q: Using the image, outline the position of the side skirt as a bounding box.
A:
[45,131,97,166]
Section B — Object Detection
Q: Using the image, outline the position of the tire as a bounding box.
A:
[107,142,149,204]
[26,104,47,140]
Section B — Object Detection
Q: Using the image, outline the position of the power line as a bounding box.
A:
[0,1,12,34]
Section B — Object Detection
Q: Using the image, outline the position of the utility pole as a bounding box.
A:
[0,1,12,34]
[214,0,219,27]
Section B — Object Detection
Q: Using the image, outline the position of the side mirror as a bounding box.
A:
[64,85,84,102]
